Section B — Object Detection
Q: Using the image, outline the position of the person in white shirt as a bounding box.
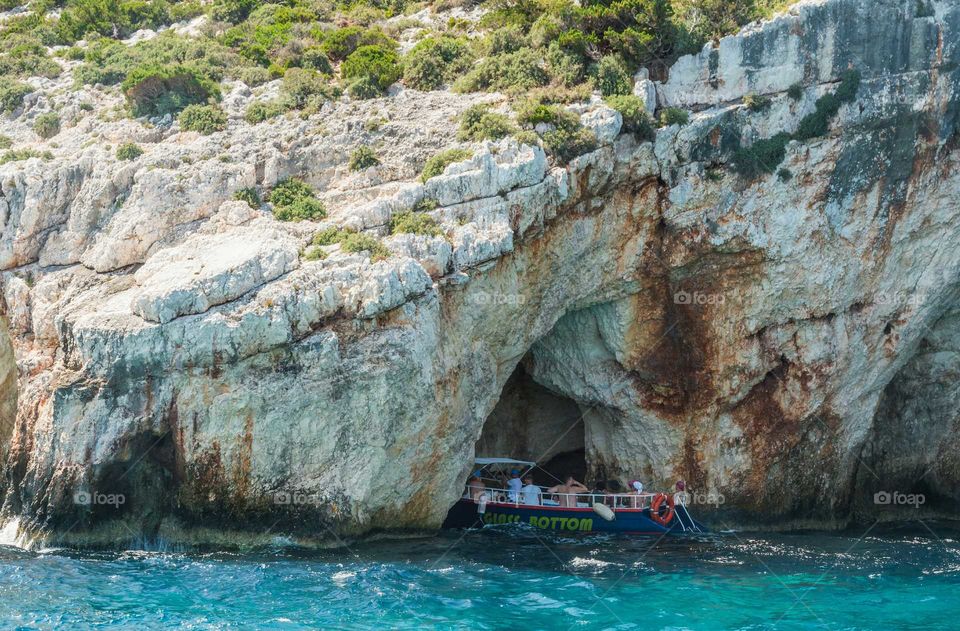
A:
[629,479,645,508]
[507,469,523,502]
[520,476,542,506]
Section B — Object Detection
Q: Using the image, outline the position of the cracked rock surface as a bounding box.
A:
[1,0,960,547]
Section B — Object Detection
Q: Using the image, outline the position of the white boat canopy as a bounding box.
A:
[475,457,536,466]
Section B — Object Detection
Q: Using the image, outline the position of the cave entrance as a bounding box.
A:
[474,361,586,487]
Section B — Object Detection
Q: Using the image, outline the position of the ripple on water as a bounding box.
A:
[0,525,958,629]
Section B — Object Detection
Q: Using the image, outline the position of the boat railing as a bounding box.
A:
[465,485,667,510]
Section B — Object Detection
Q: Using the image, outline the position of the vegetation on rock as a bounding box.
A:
[32,112,60,139]
[349,145,380,170]
[421,148,473,182]
[604,94,653,139]
[233,187,261,209]
[457,104,515,142]
[390,211,443,236]
[116,142,144,160]
[269,178,326,222]
[312,227,390,260]
[178,104,228,134]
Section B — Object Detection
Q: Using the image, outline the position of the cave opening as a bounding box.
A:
[474,360,587,488]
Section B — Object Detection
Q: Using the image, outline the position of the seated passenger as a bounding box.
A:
[507,469,523,502]
[547,476,589,507]
[521,475,542,506]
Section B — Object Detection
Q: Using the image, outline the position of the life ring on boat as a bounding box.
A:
[650,493,675,526]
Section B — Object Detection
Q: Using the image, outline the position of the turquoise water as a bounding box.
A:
[2,524,959,630]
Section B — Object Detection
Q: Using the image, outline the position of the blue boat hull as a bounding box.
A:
[441,499,708,535]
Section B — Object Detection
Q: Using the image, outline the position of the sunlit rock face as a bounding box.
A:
[1,0,959,547]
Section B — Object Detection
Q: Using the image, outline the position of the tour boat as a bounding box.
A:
[442,458,709,535]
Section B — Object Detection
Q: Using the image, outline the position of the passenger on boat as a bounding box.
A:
[673,480,687,506]
[507,470,523,502]
[629,479,645,508]
[547,477,589,507]
[521,475,542,506]
[466,471,486,501]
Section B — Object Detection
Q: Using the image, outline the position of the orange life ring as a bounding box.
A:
[650,493,675,526]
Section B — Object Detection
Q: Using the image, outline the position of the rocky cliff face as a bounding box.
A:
[2,0,959,547]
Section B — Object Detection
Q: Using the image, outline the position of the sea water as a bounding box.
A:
[1,523,958,629]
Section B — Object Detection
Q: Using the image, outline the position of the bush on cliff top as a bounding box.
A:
[122,64,219,118]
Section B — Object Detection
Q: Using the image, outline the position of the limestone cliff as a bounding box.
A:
[2,0,960,547]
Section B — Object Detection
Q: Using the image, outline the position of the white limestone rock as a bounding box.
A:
[130,228,301,324]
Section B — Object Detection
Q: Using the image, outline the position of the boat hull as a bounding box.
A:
[441,498,707,535]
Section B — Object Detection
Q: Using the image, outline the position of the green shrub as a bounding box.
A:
[605,94,653,140]
[178,104,227,134]
[56,0,174,42]
[0,81,31,114]
[347,76,382,100]
[794,94,839,140]
[777,167,792,181]
[244,99,287,123]
[539,110,598,163]
[122,64,218,118]
[339,232,390,260]
[74,33,244,88]
[659,107,689,127]
[743,92,771,112]
[402,36,473,91]
[312,226,344,246]
[453,48,549,94]
[349,145,380,171]
[794,71,860,141]
[412,197,439,213]
[731,132,790,178]
[320,26,394,61]
[301,47,332,74]
[787,82,803,100]
[485,25,527,55]
[595,55,632,96]
[341,45,401,93]
[390,211,442,236]
[0,36,61,79]
[311,227,390,260]
[303,247,328,261]
[211,0,258,24]
[237,65,272,87]
[0,135,11,149]
[116,142,144,160]
[0,149,52,165]
[233,187,261,208]
[32,112,60,139]
[275,197,325,221]
[457,105,515,141]
[269,178,326,221]
[545,41,587,87]
[835,69,861,103]
[281,68,332,108]
[421,148,473,182]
